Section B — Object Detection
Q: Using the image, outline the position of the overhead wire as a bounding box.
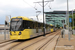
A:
[23,0,52,10]
[48,2,51,9]
[44,2,49,7]
[34,3,38,10]
[23,0,37,10]
[38,3,43,7]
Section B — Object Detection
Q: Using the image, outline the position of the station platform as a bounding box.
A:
[55,29,75,50]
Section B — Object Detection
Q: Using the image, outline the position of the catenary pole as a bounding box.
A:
[67,0,70,40]
[72,10,74,34]
[42,0,45,36]
[34,0,54,36]
[72,10,74,29]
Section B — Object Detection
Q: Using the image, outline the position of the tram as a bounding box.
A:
[10,16,54,40]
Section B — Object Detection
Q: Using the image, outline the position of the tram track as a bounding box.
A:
[22,31,60,50]
[0,40,26,50]
[0,40,13,44]
[36,32,60,50]
[9,30,59,50]
[0,40,17,47]
[8,31,56,50]
[8,41,26,50]
[0,31,54,50]
[0,30,60,50]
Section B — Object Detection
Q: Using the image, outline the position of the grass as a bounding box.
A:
[73,34,75,36]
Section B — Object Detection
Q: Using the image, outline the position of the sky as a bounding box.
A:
[0,0,75,24]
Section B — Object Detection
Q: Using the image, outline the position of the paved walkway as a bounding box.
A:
[55,29,75,50]
[0,34,10,43]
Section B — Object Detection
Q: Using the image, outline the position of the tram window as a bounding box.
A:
[32,22,34,29]
[23,21,35,29]
[29,21,34,29]
[23,20,29,29]
[33,22,36,29]
[34,22,36,29]
[33,22,35,29]
[29,22,32,29]
[38,23,41,29]
[51,26,53,29]
[38,23,39,28]
[36,22,38,28]
[40,23,42,29]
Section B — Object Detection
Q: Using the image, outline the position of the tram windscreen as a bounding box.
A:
[10,18,22,31]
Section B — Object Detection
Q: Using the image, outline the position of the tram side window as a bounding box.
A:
[51,26,53,29]
[33,22,36,29]
[34,22,36,29]
[23,20,29,29]
[40,23,43,29]
[38,23,41,29]
[30,21,34,29]
[32,22,34,29]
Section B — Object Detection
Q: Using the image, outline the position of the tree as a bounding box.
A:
[56,24,60,28]
[69,13,75,29]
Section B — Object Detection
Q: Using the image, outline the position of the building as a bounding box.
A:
[45,11,75,27]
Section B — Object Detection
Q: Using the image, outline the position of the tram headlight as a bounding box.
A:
[19,32,21,35]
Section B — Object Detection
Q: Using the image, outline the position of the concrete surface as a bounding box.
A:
[0,30,10,43]
[55,29,75,50]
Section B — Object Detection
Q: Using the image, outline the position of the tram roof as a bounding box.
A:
[11,16,33,21]
[11,16,51,26]
[50,24,54,26]
[11,16,41,22]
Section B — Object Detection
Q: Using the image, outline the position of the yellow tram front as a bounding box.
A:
[10,17,31,40]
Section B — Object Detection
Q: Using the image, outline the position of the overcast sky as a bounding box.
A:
[0,0,75,24]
